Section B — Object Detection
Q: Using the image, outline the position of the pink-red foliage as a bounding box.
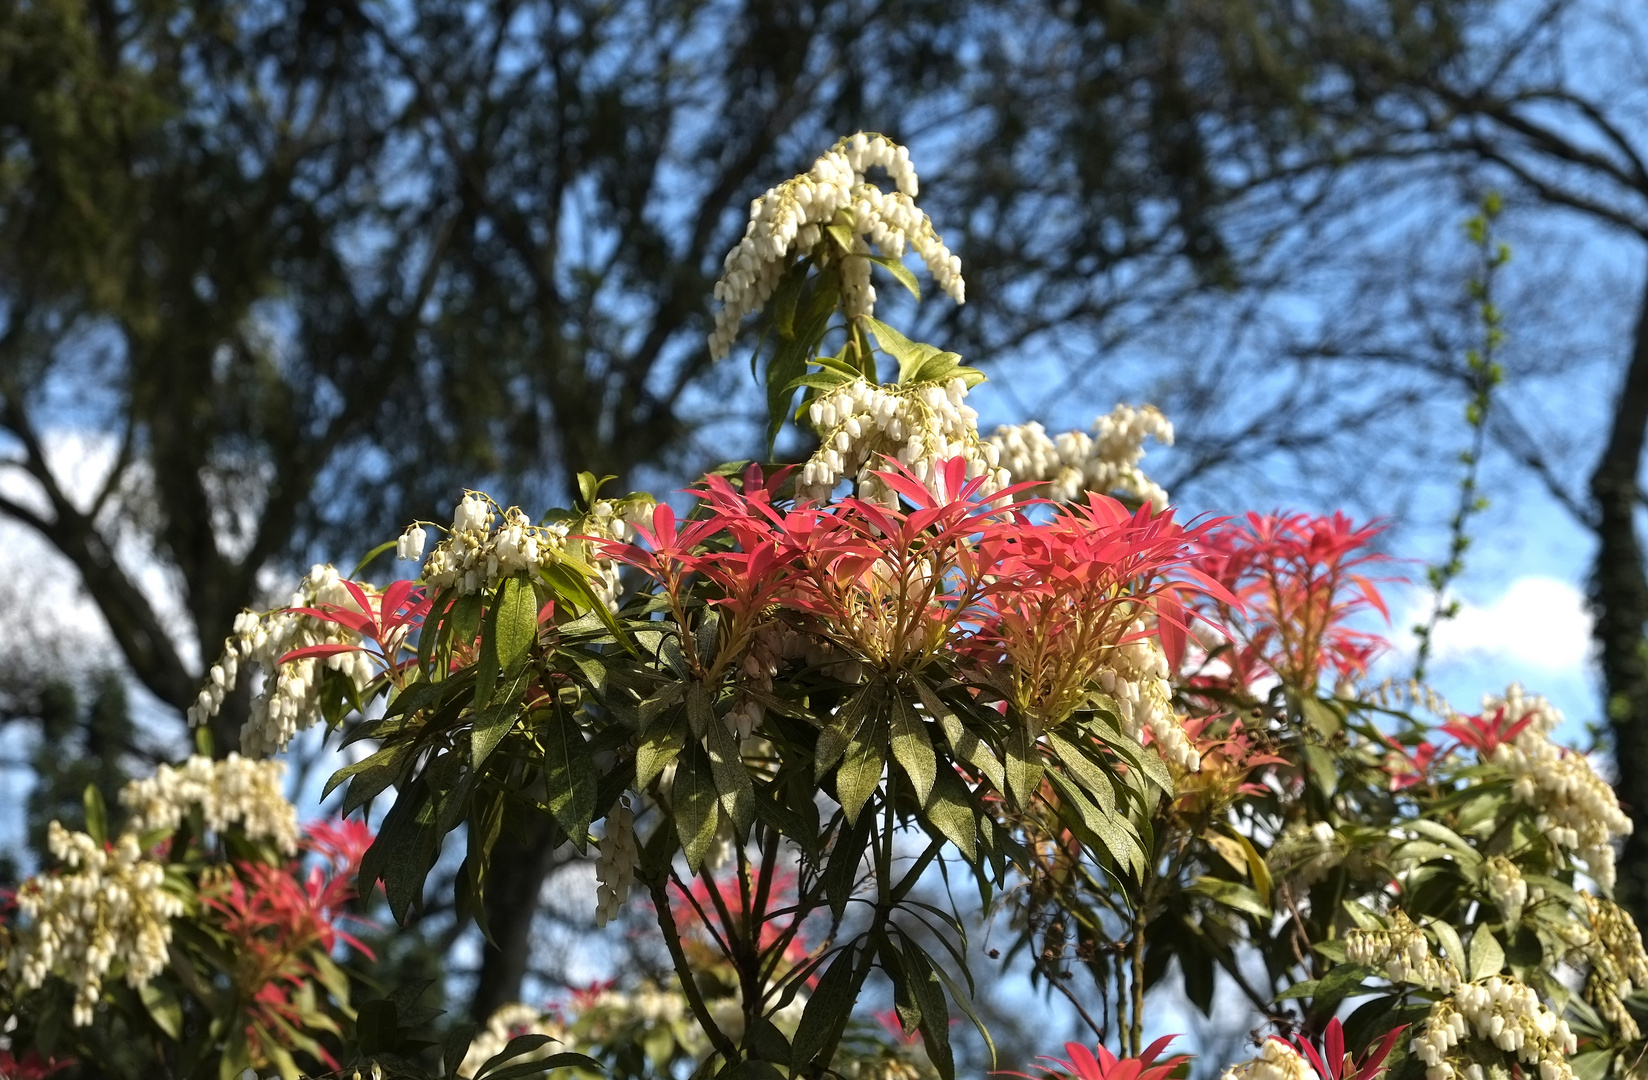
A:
[1195,512,1394,692]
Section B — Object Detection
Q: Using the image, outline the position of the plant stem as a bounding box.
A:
[649,876,739,1061]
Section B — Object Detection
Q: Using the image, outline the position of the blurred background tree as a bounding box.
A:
[2,0,1644,1042]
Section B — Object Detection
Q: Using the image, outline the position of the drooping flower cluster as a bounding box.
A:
[988,404,1174,507]
[708,132,962,360]
[1461,686,1632,890]
[1218,1037,1321,1080]
[1345,911,1460,991]
[1482,855,1527,927]
[1099,629,1199,770]
[594,795,638,928]
[1411,976,1577,1080]
[413,492,652,610]
[10,825,184,1026]
[189,563,375,756]
[797,377,1008,505]
[119,753,300,854]
[1573,892,1648,1039]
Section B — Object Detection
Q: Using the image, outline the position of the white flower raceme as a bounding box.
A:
[1411,976,1576,1080]
[594,796,638,928]
[416,493,653,611]
[458,1003,567,1079]
[797,376,1009,505]
[119,753,300,855]
[10,824,185,1027]
[1219,1037,1320,1080]
[189,563,375,757]
[708,133,962,361]
[1483,855,1528,927]
[1345,911,1460,991]
[1098,628,1199,771]
[1573,891,1648,1040]
[1475,685,1632,891]
[989,404,1175,507]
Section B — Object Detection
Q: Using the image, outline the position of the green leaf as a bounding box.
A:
[83,784,107,845]
[915,677,1004,791]
[686,681,716,739]
[836,715,888,824]
[922,768,979,861]
[673,741,721,872]
[636,712,688,790]
[1045,771,1142,876]
[1046,731,1119,812]
[140,980,183,1039]
[1230,828,1273,903]
[1341,900,1386,931]
[863,253,921,301]
[1570,1051,1614,1080]
[444,1023,481,1080]
[543,706,597,844]
[790,945,861,1069]
[900,935,954,1080]
[450,591,485,653]
[765,290,834,452]
[1312,962,1380,1012]
[704,707,756,835]
[1408,819,1483,864]
[783,369,857,395]
[359,780,440,921]
[494,575,539,671]
[355,998,399,1056]
[1003,726,1041,809]
[1468,926,1505,979]
[1312,939,1350,963]
[823,812,871,920]
[862,316,959,386]
[1188,877,1272,920]
[770,259,809,340]
[889,692,936,805]
[1302,743,1339,797]
[817,679,881,779]
[1429,917,1467,973]
[473,660,532,770]
[1300,696,1344,738]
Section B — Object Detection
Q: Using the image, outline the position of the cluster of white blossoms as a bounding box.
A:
[190,563,375,757]
[10,824,185,1027]
[1475,685,1632,890]
[412,492,653,611]
[1218,1037,1320,1080]
[797,377,1009,505]
[708,133,962,361]
[1573,892,1648,1040]
[988,404,1175,507]
[458,1003,567,1079]
[1483,855,1528,927]
[1412,976,1577,1080]
[1346,911,1460,991]
[594,796,638,928]
[1098,629,1200,771]
[119,753,299,855]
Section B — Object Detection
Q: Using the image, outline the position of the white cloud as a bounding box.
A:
[1411,575,1592,673]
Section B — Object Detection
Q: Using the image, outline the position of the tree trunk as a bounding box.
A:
[1591,267,1648,925]
[468,812,573,1021]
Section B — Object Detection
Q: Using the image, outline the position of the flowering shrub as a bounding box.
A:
[3,134,1643,1080]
